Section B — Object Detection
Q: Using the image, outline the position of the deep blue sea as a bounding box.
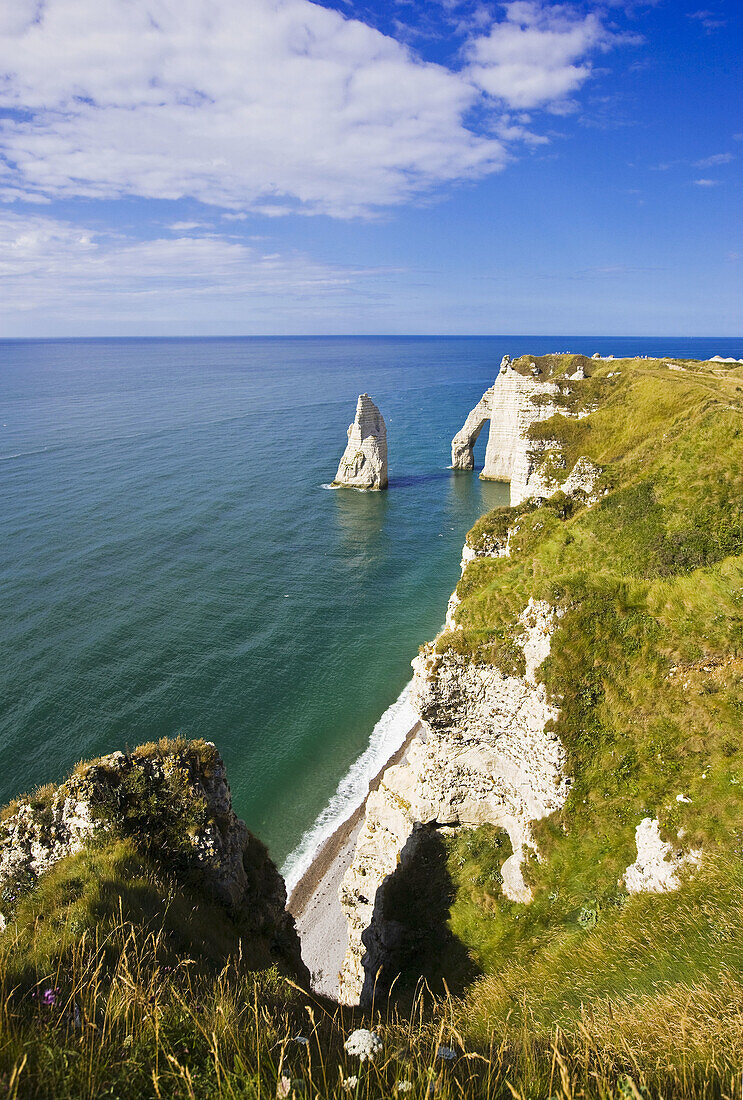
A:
[2,336,741,878]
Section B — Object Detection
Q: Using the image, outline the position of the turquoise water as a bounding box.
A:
[1,336,741,871]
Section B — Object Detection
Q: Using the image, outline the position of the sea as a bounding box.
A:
[2,336,741,886]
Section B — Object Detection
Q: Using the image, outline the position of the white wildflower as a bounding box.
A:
[342,1076,359,1090]
[436,1046,456,1062]
[396,1081,414,1093]
[344,1028,383,1062]
[277,1078,304,1098]
[293,1035,310,1047]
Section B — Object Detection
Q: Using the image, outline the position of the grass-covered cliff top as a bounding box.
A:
[0,738,316,1098]
[427,354,743,1091]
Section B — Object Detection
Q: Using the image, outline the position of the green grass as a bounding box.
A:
[5,841,740,1100]
[413,356,743,1090]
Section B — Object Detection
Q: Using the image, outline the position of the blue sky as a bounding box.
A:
[0,0,739,336]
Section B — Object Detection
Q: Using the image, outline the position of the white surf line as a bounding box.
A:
[282,680,417,895]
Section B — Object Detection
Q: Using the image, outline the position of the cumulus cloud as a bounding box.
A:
[0,211,381,324]
[0,0,621,217]
[0,0,507,217]
[465,2,613,110]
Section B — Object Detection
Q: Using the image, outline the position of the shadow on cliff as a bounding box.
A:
[359,825,481,1009]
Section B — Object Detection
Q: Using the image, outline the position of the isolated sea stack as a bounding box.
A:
[332,393,388,490]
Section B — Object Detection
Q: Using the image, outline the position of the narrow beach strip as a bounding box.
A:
[283,683,422,997]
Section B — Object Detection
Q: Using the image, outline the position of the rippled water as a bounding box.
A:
[1,335,740,867]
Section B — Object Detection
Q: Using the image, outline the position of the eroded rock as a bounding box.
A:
[338,599,569,1006]
[333,394,388,490]
[0,742,304,972]
[450,356,560,504]
[622,817,700,895]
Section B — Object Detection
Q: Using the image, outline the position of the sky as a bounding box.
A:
[0,0,740,336]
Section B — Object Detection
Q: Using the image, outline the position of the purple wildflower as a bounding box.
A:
[42,988,58,1006]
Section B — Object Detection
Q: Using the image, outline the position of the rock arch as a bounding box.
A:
[450,384,495,469]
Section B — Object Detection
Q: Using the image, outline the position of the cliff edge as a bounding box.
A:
[0,738,307,981]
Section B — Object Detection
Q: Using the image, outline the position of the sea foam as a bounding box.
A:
[282,680,417,895]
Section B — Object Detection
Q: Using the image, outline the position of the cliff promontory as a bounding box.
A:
[451,354,562,503]
[339,352,743,1045]
[0,738,306,975]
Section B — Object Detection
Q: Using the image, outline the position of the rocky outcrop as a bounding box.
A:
[333,394,388,490]
[560,456,602,503]
[622,818,701,895]
[0,741,304,970]
[451,356,560,504]
[338,599,569,1006]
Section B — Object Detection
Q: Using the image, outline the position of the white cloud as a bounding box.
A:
[687,9,726,32]
[0,1,40,36]
[465,2,612,110]
[168,221,209,231]
[0,0,506,217]
[694,152,734,167]
[693,178,721,187]
[0,0,618,217]
[0,211,383,325]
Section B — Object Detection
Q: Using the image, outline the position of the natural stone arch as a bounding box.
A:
[450,385,495,469]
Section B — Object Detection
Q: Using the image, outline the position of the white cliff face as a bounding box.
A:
[450,357,560,506]
[338,598,569,1006]
[622,818,701,895]
[483,362,560,502]
[333,393,388,490]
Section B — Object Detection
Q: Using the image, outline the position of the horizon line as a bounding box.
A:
[1,333,742,342]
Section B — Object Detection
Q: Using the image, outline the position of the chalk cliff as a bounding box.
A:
[451,355,561,505]
[333,393,388,490]
[337,367,608,1006]
[338,598,569,1006]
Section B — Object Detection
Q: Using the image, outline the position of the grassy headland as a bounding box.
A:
[435,354,743,1093]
